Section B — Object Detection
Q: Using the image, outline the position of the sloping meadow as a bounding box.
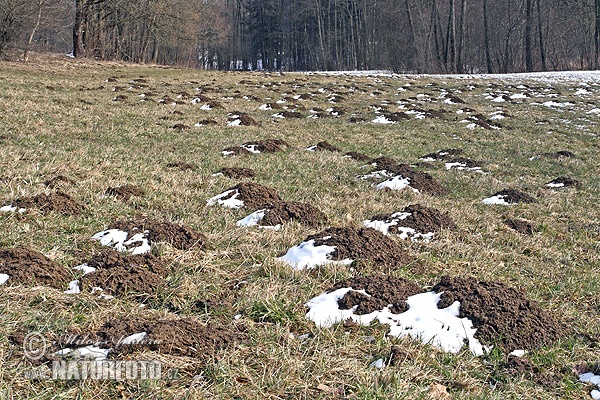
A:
[0,55,599,399]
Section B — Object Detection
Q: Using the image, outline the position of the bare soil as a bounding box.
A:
[546,177,580,188]
[306,227,413,267]
[368,204,456,234]
[11,191,84,215]
[221,182,282,210]
[433,276,567,353]
[216,167,256,179]
[0,246,69,289]
[260,201,327,227]
[344,152,372,162]
[108,219,206,250]
[504,218,535,235]
[492,189,537,204]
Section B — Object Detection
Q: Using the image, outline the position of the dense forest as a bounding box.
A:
[1,0,600,73]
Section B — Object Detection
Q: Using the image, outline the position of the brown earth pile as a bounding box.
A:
[11,192,84,215]
[260,201,326,227]
[216,167,256,179]
[0,246,69,289]
[368,204,456,234]
[108,219,206,250]
[504,218,535,235]
[221,182,282,211]
[491,189,536,204]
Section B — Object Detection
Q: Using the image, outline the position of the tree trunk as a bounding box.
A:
[23,0,44,61]
[525,0,534,72]
[483,0,492,73]
[536,0,546,71]
[73,0,85,57]
[456,0,467,73]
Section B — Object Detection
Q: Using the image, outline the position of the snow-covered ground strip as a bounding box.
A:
[546,182,565,188]
[372,115,397,124]
[305,288,489,355]
[579,372,600,399]
[55,346,111,361]
[376,176,419,193]
[445,162,486,173]
[278,239,353,270]
[482,195,512,205]
[91,229,152,255]
[0,205,26,213]
[206,189,244,209]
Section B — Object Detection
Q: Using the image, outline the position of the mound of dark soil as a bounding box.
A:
[504,218,535,235]
[310,141,341,152]
[541,150,575,158]
[368,204,456,234]
[305,227,412,267]
[228,112,258,126]
[0,247,69,289]
[274,111,303,119]
[44,175,77,188]
[11,191,84,215]
[446,95,465,104]
[105,185,145,200]
[433,276,567,353]
[108,219,206,250]
[195,119,218,126]
[113,95,127,102]
[223,182,282,210]
[172,124,190,131]
[331,275,422,314]
[467,114,501,130]
[94,317,239,358]
[546,177,580,188]
[216,167,256,179]
[421,149,463,160]
[166,161,196,171]
[383,112,410,122]
[446,157,482,168]
[387,165,449,196]
[242,139,290,153]
[260,201,326,227]
[261,102,282,110]
[492,189,536,204]
[222,146,251,156]
[344,152,372,162]
[369,157,401,171]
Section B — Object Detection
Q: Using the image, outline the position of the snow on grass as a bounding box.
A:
[372,115,397,124]
[65,280,81,294]
[546,182,565,188]
[0,205,26,213]
[358,170,394,180]
[236,209,281,230]
[306,289,488,355]
[73,263,96,275]
[206,189,244,209]
[227,119,242,126]
[55,346,111,361]
[278,239,353,270]
[0,274,9,285]
[376,176,419,193]
[445,162,486,173]
[579,372,600,399]
[481,195,512,205]
[91,229,152,255]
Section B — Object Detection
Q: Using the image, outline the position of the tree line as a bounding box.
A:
[2,0,600,73]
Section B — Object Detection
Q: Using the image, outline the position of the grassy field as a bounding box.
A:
[0,53,599,399]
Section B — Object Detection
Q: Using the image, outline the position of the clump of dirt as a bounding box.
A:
[433,276,567,353]
[446,157,482,168]
[369,157,401,171]
[541,150,575,158]
[261,102,282,110]
[105,185,146,200]
[368,204,456,234]
[344,152,372,162]
[504,218,535,235]
[108,219,206,250]
[195,119,218,126]
[305,227,412,267]
[172,124,190,131]
[421,149,463,160]
[222,146,252,156]
[11,191,84,215]
[228,112,258,126]
[274,111,303,119]
[546,177,580,188]
[310,141,341,152]
[503,356,562,388]
[446,95,465,104]
[216,167,256,179]
[94,317,240,358]
[383,112,410,122]
[466,114,501,130]
[205,100,224,109]
[260,201,326,227]
[331,275,422,314]
[389,165,449,196]
[349,116,368,123]
[222,182,282,210]
[44,175,77,188]
[491,189,536,204]
[166,161,196,171]
[242,139,290,153]
[113,95,127,102]
[0,246,69,289]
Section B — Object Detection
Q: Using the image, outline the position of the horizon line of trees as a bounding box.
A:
[1,0,600,73]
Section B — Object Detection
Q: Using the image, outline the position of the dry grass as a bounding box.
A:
[0,53,598,399]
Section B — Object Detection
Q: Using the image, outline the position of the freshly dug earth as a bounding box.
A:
[546,177,580,188]
[433,276,567,353]
[311,141,341,152]
[369,157,401,171]
[166,161,196,171]
[108,219,206,250]
[243,139,290,153]
[387,164,449,196]
[421,148,463,160]
[95,317,239,358]
[445,157,482,168]
[11,191,84,215]
[223,182,282,210]
[492,189,536,204]
[541,150,575,158]
[504,218,535,235]
[79,249,171,298]
[331,275,422,314]
[0,246,69,289]
[305,227,413,267]
[44,175,77,188]
[344,152,372,162]
[368,204,456,234]
[105,185,146,200]
[260,201,326,227]
[216,167,256,179]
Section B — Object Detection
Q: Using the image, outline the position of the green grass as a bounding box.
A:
[0,53,598,399]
